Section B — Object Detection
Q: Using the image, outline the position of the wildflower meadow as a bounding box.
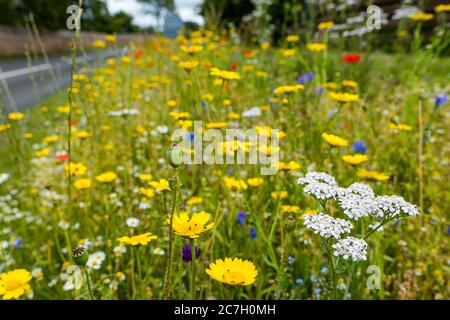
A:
[0,0,449,304]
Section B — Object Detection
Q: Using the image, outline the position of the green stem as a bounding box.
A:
[83,267,94,300]
[190,238,196,299]
[136,247,143,299]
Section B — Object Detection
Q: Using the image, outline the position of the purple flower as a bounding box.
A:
[13,238,22,249]
[317,86,323,95]
[237,211,246,226]
[352,140,367,154]
[249,226,257,239]
[182,244,201,262]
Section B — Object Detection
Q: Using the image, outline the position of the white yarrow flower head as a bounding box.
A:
[303,213,353,239]
[297,172,340,200]
[297,172,338,186]
[374,195,420,218]
[126,217,140,228]
[332,236,368,261]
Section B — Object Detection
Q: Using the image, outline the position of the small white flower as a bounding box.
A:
[126,217,140,228]
[153,247,165,255]
[113,245,127,257]
[242,106,261,118]
[87,251,106,270]
[332,236,368,261]
[303,213,353,239]
[0,173,10,185]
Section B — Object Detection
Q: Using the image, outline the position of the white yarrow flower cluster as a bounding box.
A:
[297,172,339,200]
[108,108,140,117]
[373,195,420,218]
[303,213,353,239]
[332,236,368,261]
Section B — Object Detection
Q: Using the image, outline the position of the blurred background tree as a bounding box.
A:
[137,0,175,31]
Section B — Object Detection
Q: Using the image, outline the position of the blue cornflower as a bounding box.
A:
[352,140,367,154]
[295,278,304,285]
[237,211,246,225]
[182,244,201,262]
[297,72,314,85]
[321,267,328,275]
[435,94,448,106]
[13,238,23,249]
[249,226,257,239]
[287,256,296,265]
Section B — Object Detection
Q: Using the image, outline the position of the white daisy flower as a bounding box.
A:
[126,217,140,228]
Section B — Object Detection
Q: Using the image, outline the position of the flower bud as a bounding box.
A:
[72,246,89,266]
[166,144,182,168]
[284,216,296,232]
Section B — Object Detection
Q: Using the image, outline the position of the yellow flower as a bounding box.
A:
[206,122,229,129]
[223,176,248,191]
[74,178,91,190]
[138,173,153,181]
[329,92,359,103]
[169,211,214,239]
[179,60,199,71]
[95,172,117,183]
[228,112,241,119]
[210,68,241,81]
[223,99,232,106]
[93,40,106,48]
[273,84,304,95]
[105,34,116,42]
[410,12,434,21]
[186,196,204,206]
[388,123,412,131]
[247,177,264,187]
[117,232,157,246]
[277,161,301,171]
[322,133,348,147]
[342,154,368,165]
[65,162,87,176]
[342,80,358,88]
[324,82,337,90]
[271,191,288,199]
[8,112,25,121]
[280,49,296,57]
[307,43,326,52]
[169,111,190,120]
[166,99,177,107]
[0,269,32,300]
[0,123,11,132]
[140,187,155,198]
[24,133,33,139]
[318,21,334,30]
[76,131,91,139]
[149,179,171,192]
[35,148,50,158]
[202,93,214,102]
[180,45,203,54]
[435,4,450,13]
[206,258,257,286]
[256,71,268,78]
[43,135,58,144]
[282,205,301,213]
[286,35,299,42]
[260,43,270,51]
[357,168,389,181]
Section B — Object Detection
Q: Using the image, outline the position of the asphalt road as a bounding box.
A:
[0,50,117,111]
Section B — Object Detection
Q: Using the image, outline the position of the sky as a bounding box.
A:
[106,0,204,28]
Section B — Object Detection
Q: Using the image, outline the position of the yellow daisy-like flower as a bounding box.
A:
[8,112,25,121]
[223,176,248,191]
[169,211,214,239]
[228,112,241,119]
[95,172,117,183]
[105,34,116,42]
[342,154,369,165]
[286,35,299,42]
[282,205,301,213]
[388,123,412,131]
[93,40,106,48]
[318,21,334,30]
[247,177,264,187]
[410,12,434,21]
[357,168,389,181]
[149,179,171,192]
[169,111,190,120]
[140,187,155,198]
[117,232,157,246]
[74,178,91,190]
[322,133,348,147]
[435,4,450,13]
[329,92,359,103]
[342,80,358,88]
[277,161,301,171]
[186,196,204,206]
[35,148,50,158]
[280,49,296,57]
[0,269,32,300]
[271,190,288,199]
[138,173,153,181]
[206,257,257,286]
[179,60,199,71]
[210,68,241,81]
[306,43,326,52]
[206,122,229,129]
[180,45,203,54]
[0,123,11,132]
[273,84,304,95]
[260,43,270,51]
[65,162,87,176]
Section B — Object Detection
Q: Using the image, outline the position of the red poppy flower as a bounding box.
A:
[343,53,361,64]
[244,50,253,58]
[230,62,238,71]
[56,153,69,161]
[134,49,144,59]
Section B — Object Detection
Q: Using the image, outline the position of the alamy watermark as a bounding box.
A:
[366,265,381,290]
[367,5,382,30]
[66,5,82,31]
[168,121,280,175]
